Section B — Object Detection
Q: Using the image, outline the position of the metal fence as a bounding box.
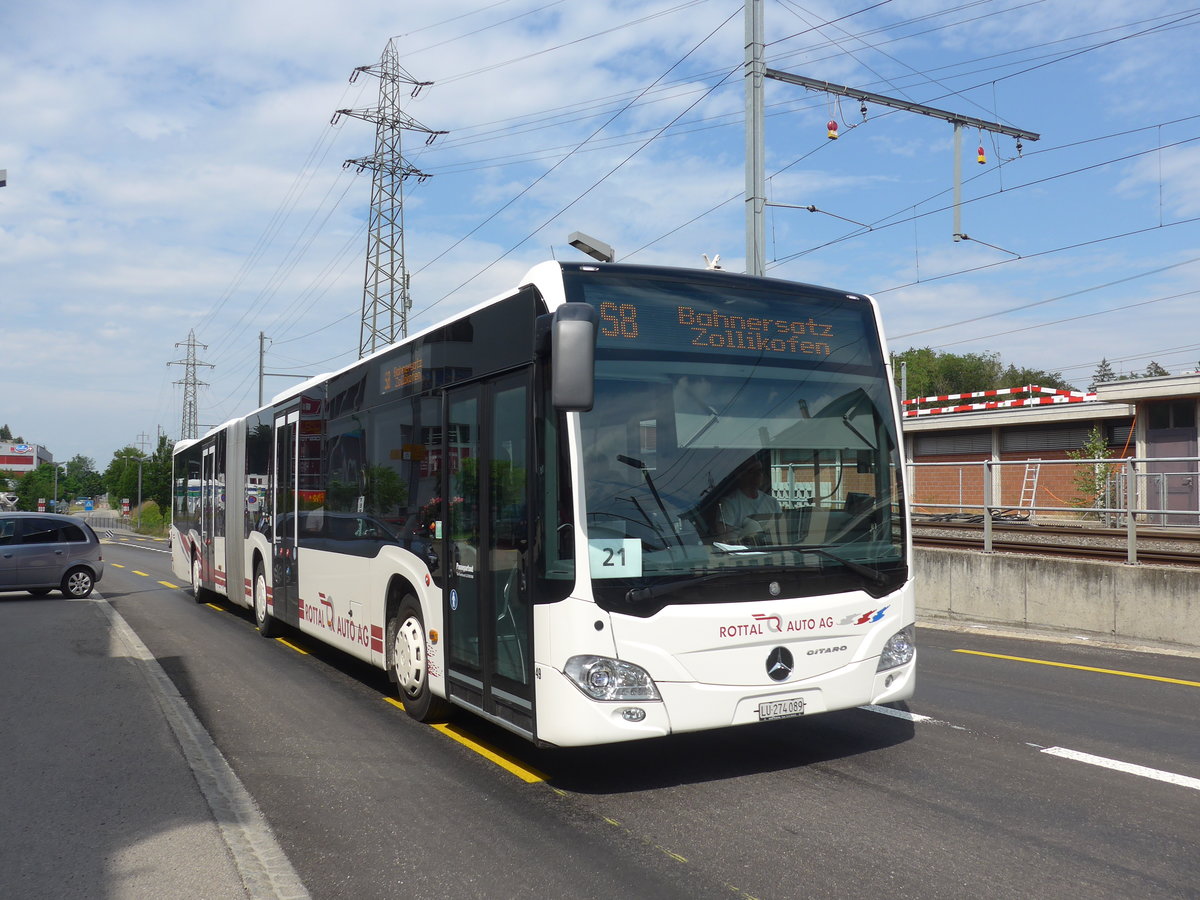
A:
[907,456,1200,561]
[83,514,127,532]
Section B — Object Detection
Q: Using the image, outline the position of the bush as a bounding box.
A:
[134,501,168,536]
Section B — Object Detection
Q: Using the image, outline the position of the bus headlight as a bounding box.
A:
[877,627,915,671]
[564,655,661,702]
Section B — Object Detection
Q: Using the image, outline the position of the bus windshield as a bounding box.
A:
[567,267,906,611]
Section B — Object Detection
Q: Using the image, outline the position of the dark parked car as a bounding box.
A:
[0,512,105,598]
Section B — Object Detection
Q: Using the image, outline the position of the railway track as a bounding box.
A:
[912,520,1200,568]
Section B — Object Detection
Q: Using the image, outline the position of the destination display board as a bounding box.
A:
[567,270,880,366]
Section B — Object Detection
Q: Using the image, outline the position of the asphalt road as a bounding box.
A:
[67,536,1200,898]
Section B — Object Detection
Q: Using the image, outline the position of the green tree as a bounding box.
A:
[893,347,1076,398]
[1143,360,1169,377]
[1066,426,1115,520]
[102,440,172,526]
[104,446,144,512]
[998,363,1073,390]
[143,435,174,511]
[13,463,72,511]
[0,424,11,441]
[65,454,106,500]
[1090,358,1115,390]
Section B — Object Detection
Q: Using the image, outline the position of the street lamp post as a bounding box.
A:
[51,463,67,513]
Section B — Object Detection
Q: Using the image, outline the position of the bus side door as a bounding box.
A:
[444,372,534,735]
[272,407,300,625]
[200,443,217,589]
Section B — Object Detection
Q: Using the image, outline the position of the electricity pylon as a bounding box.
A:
[168,330,214,441]
[334,39,445,357]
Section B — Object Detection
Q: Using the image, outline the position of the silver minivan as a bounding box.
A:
[0,512,105,598]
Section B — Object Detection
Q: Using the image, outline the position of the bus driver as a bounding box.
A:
[717,458,782,545]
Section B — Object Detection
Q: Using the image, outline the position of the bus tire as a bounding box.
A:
[190,553,205,603]
[253,563,279,638]
[388,596,449,722]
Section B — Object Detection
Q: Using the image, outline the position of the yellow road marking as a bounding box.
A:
[954,649,1200,688]
[599,812,692,870]
[205,602,224,611]
[132,570,149,576]
[275,638,309,655]
[430,721,546,783]
[159,581,179,588]
[382,699,544,782]
[111,563,125,568]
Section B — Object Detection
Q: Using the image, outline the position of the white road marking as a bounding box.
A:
[860,704,934,722]
[863,706,1200,792]
[1041,746,1200,792]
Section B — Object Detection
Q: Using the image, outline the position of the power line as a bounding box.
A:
[892,254,1200,340]
[399,1,568,56]
[874,214,1200,299]
[927,287,1200,350]
[434,0,710,86]
[412,12,742,317]
[769,131,1200,270]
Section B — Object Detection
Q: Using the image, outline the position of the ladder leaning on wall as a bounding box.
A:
[1018,461,1041,521]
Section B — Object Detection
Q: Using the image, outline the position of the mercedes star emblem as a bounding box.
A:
[766,646,794,682]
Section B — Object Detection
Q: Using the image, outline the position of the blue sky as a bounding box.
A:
[4,0,1200,467]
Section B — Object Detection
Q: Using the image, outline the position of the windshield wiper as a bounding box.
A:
[839,393,879,450]
[624,572,728,604]
[713,542,887,585]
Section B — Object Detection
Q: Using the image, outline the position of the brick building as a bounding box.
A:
[903,374,1200,525]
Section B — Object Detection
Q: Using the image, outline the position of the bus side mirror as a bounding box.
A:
[551,303,597,412]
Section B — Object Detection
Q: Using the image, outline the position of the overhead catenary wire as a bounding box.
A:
[434,0,711,86]
[397,1,569,57]
[410,4,742,288]
[769,131,1200,270]
[927,286,1200,350]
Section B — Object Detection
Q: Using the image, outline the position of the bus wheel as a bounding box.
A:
[253,563,279,638]
[388,597,449,722]
[191,555,205,603]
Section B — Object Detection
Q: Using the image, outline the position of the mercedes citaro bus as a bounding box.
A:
[172,261,914,747]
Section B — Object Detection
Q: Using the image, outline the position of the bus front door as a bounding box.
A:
[444,374,534,736]
[272,408,300,625]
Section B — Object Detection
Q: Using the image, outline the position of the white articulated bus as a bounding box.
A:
[171,261,915,747]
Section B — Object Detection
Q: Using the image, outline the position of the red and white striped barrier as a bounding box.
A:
[903,385,1097,417]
